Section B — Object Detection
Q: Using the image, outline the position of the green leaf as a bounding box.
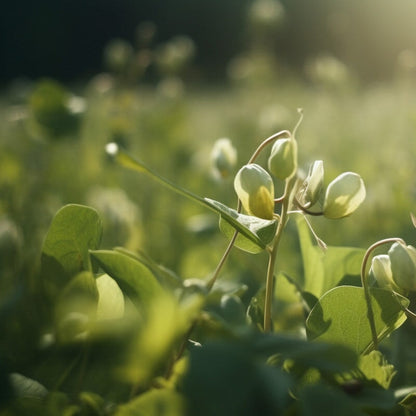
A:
[216,200,277,253]
[96,274,125,320]
[56,271,99,318]
[114,247,183,289]
[107,144,276,251]
[182,340,292,416]
[206,294,247,333]
[115,389,185,416]
[254,333,357,374]
[90,249,163,311]
[358,351,396,389]
[398,389,416,413]
[10,373,48,399]
[41,204,102,296]
[78,391,106,416]
[299,384,366,416]
[306,286,409,354]
[296,215,365,298]
[119,293,203,386]
[205,201,276,251]
[352,386,396,412]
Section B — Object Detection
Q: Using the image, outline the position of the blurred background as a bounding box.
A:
[4,2,416,409]
[2,0,416,84]
[2,0,416,306]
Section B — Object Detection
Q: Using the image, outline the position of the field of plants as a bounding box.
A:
[3,10,416,414]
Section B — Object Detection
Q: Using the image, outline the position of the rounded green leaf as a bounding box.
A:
[41,204,102,298]
[90,250,163,311]
[306,286,408,354]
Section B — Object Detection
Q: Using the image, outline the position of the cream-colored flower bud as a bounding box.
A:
[369,254,398,290]
[303,160,324,206]
[388,242,416,291]
[267,138,298,180]
[234,164,275,219]
[323,172,366,219]
[211,138,237,179]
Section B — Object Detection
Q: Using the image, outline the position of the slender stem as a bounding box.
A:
[292,108,304,138]
[166,130,299,380]
[168,133,295,376]
[360,237,405,350]
[263,176,296,331]
[264,247,279,332]
[206,231,239,291]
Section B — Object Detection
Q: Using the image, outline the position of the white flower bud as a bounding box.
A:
[388,242,416,291]
[369,254,397,290]
[323,172,366,219]
[211,138,237,179]
[302,160,324,206]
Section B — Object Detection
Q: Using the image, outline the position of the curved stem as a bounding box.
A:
[274,196,285,204]
[248,130,291,164]
[294,196,324,216]
[361,237,405,350]
[292,108,304,138]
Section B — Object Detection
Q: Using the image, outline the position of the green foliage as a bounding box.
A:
[358,351,396,389]
[40,204,102,291]
[108,144,277,251]
[216,201,277,253]
[4,64,416,416]
[90,250,163,312]
[296,215,365,298]
[114,389,185,416]
[306,286,408,354]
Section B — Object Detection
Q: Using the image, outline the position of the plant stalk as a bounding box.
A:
[206,230,238,291]
[207,130,292,291]
[263,176,295,332]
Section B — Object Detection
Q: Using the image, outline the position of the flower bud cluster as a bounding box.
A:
[298,161,366,219]
[371,242,416,292]
[213,130,366,222]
